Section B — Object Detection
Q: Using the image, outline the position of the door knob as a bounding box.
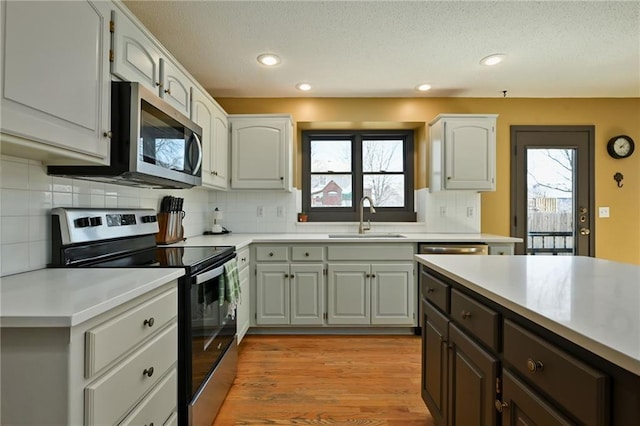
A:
[580,228,591,235]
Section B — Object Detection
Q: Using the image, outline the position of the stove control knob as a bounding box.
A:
[89,216,103,227]
[141,215,157,223]
[74,217,90,228]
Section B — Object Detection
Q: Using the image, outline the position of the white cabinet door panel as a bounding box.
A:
[160,58,191,117]
[290,264,324,325]
[256,264,289,324]
[327,264,370,324]
[371,264,415,325]
[111,9,161,93]
[1,0,110,161]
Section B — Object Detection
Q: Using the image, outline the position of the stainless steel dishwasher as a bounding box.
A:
[416,243,488,332]
[418,242,488,255]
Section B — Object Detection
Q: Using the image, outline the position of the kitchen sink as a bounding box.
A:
[328,233,406,238]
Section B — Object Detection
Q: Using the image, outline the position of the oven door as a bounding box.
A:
[188,264,236,400]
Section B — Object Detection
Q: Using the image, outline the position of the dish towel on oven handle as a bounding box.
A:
[220,258,241,319]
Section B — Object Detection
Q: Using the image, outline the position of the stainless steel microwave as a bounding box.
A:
[49,82,203,189]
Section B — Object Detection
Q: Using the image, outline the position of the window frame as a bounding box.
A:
[302,129,416,222]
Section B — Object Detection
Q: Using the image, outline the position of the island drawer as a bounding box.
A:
[85,287,177,377]
[291,246,324,261]
[503,320,609,426]
[255,246,289,261]
[451,289,500,352]
[420,270,450,314]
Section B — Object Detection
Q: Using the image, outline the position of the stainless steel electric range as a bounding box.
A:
[49,207,237,426]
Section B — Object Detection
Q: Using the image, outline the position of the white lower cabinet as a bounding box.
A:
[256,263,324,325]
[327,263,415,325]
[0,282,178,425]
[236,247,251,342]
[488,243,515,255]
[253,243,416,328]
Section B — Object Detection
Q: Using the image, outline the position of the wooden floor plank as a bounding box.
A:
[213,335,434,425]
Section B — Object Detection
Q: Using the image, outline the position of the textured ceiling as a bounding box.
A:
[122,0,640,98]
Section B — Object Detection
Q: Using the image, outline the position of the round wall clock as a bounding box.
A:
[607,135,635,159]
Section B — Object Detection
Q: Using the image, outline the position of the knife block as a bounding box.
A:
[156,212,185,244]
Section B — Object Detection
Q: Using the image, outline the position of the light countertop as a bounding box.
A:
[0,268,184,328]
[176,233,521,249]
[414,254,640,376]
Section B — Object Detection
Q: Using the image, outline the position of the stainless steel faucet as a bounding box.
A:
[358,196,376,234]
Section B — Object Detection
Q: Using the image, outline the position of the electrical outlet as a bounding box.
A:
[257,206,264,217]
[466,207,474,218]
[439,206,447,217]
[598,207,610,218]
[277,206,284,217]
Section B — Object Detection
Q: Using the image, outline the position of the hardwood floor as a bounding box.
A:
[213,334,434,425]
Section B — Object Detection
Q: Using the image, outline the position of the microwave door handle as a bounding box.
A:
[195,264,224,285]
[191,133,203,176]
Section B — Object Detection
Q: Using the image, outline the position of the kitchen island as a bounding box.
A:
[415,254,640,425]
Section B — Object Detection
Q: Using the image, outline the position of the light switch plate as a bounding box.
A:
[598,207,610,218]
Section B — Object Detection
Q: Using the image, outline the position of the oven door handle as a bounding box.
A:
[195,265,225,284]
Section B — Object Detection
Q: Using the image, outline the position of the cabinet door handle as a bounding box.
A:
[290,274,295,278]
[284,273,289,278]
[527,358,544,373]
[143,366,154,377]
[426,287,434,294]
[155,82,161,87]
[371,274,376,278]
[366,273,371,278]
[461,311,472,319]
[143,317,155,327]
[269,252,274,257]
[103,131,112,138]
[495,400,509,413]
[164,89,171,95]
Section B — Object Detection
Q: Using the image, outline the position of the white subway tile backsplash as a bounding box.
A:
[1,154,485,276]
[1,189,30,216]
[1,216,29,244]
[1,159,30,190]
[1,242,30,275]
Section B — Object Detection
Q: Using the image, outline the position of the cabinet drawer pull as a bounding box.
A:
[494,400,509,413]
[426,287,435,293]
[144,423,154,426]
[460,310,472,319]
[143,366,154,377]
[143,317,155,327]
[305,252,310,256]
[269,252,274,257]
[526,358,544,373]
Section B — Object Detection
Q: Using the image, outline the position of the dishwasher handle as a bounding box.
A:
[419,245,488,255]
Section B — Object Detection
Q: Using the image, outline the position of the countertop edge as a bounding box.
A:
[414,255,640,377]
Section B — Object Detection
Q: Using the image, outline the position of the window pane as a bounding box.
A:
[311,140,351,172]
[311,174,352,207]
[362,139,403,172]
[363,174,404,207]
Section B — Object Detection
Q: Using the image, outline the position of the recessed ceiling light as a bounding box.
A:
[416,84,432,92]
[257,53,281,66]
[480,54,505,66]
[296,82,312,92]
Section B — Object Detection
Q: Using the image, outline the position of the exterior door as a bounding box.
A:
[511,126,595,256]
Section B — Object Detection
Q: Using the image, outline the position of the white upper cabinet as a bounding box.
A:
[191,87,228,190]
[229,114,293,191]
[111,8,191,117]
[429,114,498,191]
[0,0,111,164]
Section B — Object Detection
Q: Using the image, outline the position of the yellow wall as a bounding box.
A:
[217,97,640,265]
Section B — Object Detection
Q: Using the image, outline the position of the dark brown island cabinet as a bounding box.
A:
[419,265,640,426]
